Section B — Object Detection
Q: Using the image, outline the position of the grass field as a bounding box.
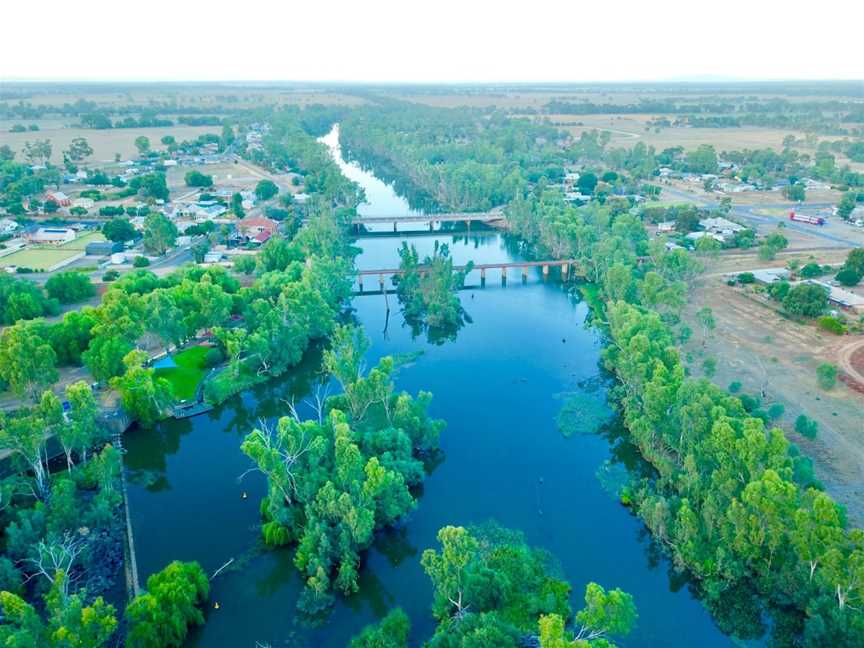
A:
[0,247,81,271]
[1,125,220,164]
[155,345,210,401]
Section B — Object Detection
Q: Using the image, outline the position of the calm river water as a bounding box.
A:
[122,125,733,647]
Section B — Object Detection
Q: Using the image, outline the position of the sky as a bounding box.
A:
[2,0,863,82]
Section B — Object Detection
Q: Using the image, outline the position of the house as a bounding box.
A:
[236,217,277,243]
[742,268,790,285]
[86,241,123,256]
[31,227,76,244]
[203,251,223,263]
[700,217,746,236]
[656,221,676,233]
[72,197,95,210]
[44,191,71,207]
[685,231,725,244]
[0,219,19,235]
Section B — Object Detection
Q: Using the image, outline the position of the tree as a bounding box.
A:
[231,192,245,218]
[0,321,58,400]
[840,248,864,276]
[816,363,837,390]
[44,272,95,305]
[685,145,718,174]
[191,240,210,263]
[23,139,52,166]
[835,268,861,287]
[59,381,103,468]
[783,283,828,317]
[142,213,178,255]
[421,526,479,620]
[783,183,806,202]
[0,144,14,161]
[254,179,279,201]
[130,173,169,201]
[110,350,172,427]
[795,414,819,439]
[102,218,137,242]
[184,171,213,188]
[160,135,176,146]
[146,291,186,352]
[64,137,93,164]
[134,136,151,156]
[233,255,257,275]
[0,570,117,647]
[349,609,410,648]
[837,192,859,220]
[125,561,209,648]
[695,306,716,347]
[759,229,789,261]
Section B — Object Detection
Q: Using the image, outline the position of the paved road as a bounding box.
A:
[657,186,861,248]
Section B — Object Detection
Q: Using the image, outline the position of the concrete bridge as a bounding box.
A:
[355,259,580,291]
[351,212,504,231]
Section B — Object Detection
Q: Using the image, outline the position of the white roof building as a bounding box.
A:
[0,219,19,235]
[31,227,76,244]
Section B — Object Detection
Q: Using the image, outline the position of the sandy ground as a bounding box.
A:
[682,277,864,524]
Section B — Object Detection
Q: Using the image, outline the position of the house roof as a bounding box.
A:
[237,217,277,232]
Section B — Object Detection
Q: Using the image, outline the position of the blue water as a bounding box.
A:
[122,125,734,647]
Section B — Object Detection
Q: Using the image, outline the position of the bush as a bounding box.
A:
[767,402,785,420]
[728,380,742,393]
[795,414,819,439]
[132,256,150,268]
[203,347,224,368]
[44,272,96,304]
[817,315,846,335]
[102,270,120,282]
[185,170,213,188]
[816,363,837,390]
[737,272,755,284]
[739,393,761,412]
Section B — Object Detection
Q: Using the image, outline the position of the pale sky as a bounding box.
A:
[2,0,862,82]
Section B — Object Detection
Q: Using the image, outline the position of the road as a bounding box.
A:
[657,186,861,248]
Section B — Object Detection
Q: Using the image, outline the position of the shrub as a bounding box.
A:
[132,256,150,268]
[739,393,761,412]
[817,315,846,335]
[795,414,819,439]
[203,347,224,368]
[767,402,785,420]
[737,272,755,284]
[816,363,837,390]
[102,270,120,282]
[728,380,742,393]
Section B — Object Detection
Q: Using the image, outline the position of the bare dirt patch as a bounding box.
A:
[682,279,864,523]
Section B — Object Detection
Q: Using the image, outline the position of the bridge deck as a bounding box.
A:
[356,260,577,276]
[351,212,502,225]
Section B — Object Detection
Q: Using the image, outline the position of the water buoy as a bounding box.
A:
[214,602,220,609]
[241,492,247,499]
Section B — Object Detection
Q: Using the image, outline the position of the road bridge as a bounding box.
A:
[350,212,505,231]
[355,259,580,290]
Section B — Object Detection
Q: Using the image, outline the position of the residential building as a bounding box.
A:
[31,227,76,244]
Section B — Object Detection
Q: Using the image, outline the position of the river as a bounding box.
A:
[122,124,733,647]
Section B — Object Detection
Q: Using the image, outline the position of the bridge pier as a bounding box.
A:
[542,265,549,280]
[393,222,397,232]
[561,263,569,280]
[480,267,486,287]
[501,268,507,286]
[358,276,363,292]
[522,266,528,283]
[379,274,385,292]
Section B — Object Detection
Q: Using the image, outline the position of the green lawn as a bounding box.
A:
[61,231,106,250]
[155,346,210,402]
[0,247,81,271]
